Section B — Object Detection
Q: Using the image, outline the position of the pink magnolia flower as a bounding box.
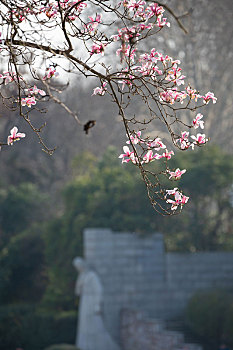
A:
[160,90,176,104]
[146,3,164,18]
[168,168,186,180]
[166,188,189,210]
[202,91,217,104]
[119,146,138,164]
[92,82,107,96]
[25,85,46,96]
[186,85,200,102]
[150,51,169,64]
[43,67,59,80]
[21,96,36,107]
[160,149,174,160]
[143,150,156,163]
[166,66,185,86]
[191,133,208,145]
[151,149,174,160]
[180,194,189,205]
[160,89,186,104]
[192,113,204,129]
[166,188,178,195]
[176,131,191,150]
[127,0,145,12]
[90,43,105,56]
[156,16,170,28]
[0,72,17,85]
[87,14,102,31]
[147,137,166,150]
[7,126,26,145]
[135,61,162,77]
[126,131,142,145]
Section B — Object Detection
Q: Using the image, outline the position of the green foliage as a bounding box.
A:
[0,304,76,350]
[185,290,233,350]
[0,230,46,303]
[0,182,46,247]
[165,145,233,251]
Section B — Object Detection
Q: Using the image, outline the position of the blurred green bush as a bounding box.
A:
[185,290,233,350]
[0,304,76,350]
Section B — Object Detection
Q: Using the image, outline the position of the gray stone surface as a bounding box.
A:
[121,309,202,350]
[76,228,233,349]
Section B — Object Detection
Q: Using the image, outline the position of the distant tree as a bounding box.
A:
[0,230,47,303]
[0,182,46,247]
[165,146,233,251]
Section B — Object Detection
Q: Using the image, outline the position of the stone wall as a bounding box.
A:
[83,228,233,343]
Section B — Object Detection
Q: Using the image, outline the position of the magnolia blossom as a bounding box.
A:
[147,137,166,150]
[191,133,208,145]
[87,14,102,31]
[165,66,185,86]
[143,150,156,163]
[166,188,189,210]
[193,113,204,129]
[43,67,59,80]
[158,149,174,160]
[168,168,186,180]
[92,82,107,96]
[0,71,17,85]
[90,43,105,56]
[119,146,138,164]
[39,1,87,21]
[127,0,145,13]
[146,3,164,18]
[25,85,46,96]
[186,86,200,102]
[126,131,142,145]
[134,62,162,78]
[176,131,191,150]
[21,96,36,107]
[160,89,186,105]
[156,16,170,28]
[7,126,26,145]
[202,91,217,104]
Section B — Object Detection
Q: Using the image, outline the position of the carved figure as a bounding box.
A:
[73,257,120,350]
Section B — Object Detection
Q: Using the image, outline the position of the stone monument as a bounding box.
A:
[73,257,120,350]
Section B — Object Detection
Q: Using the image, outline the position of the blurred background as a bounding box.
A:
[0,0,232,349]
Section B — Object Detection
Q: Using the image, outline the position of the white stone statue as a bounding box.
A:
[73,257,120,350]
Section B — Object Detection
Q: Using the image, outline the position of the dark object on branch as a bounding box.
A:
[83,120,96,134]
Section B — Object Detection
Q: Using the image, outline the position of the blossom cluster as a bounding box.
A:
[176,130,208,150]
[119,132,176,165]
[166,188,189,211]
[9,1,88,23]
[43,67,59,80]
[0,72,19,85]
[20,85,46,108]
[118,1,170,27]
[118,119,209,211]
